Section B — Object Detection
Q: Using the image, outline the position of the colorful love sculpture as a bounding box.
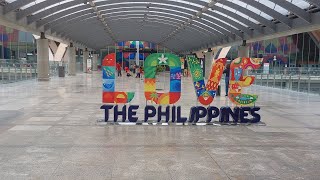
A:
[144,53,181,104]
[102,53,262,107]
[187,57,227,106]
[102,53,135,103]
[228,57,263,105]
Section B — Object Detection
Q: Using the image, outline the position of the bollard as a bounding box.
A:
[29,66,32,79]
[280,74,283,89]
[20,67,22,80]
[308,76,311,94]
[14,67,17,81]
[297,75,301,92]
[1,67,3,83]
[8,67,11,82]
[273,74,276,88]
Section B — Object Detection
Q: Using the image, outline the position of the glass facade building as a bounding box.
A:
[225,32,320,72]
[0,25,37,65]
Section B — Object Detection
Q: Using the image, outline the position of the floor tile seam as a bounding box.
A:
[0,125,15,135]
[262,126,320,130]
[0,123,97,127]
[275,114,320,117]
[110,159,134,179]
[247,155,281,177]
[0,144,74,149]
[1,143,317,149]
[45,109,74,123]
[200,129,308,178]
[165,167,175,180]
[276,128,316,133]
[61,158,116,166]
[282,144,319,168]
[272,144,311,175]
[190,138,232,180]
[252,130,317,134]
[267,113,315,127]
[51,143,76,176]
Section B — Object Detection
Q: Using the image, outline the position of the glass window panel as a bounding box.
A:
[9,27,19,62]
[286,0,311,9]
[33,0,76,15]
[98,2,198,13]
[203,13,239,30]
[5,0,18,3]
[4,26,11,59]
[149,7,192,17]
[193,19,218,34]
[216,3,260,24]
[20,0,47,10]
[42,4,86,19]
[211,10,248,27]
[148,14,185,22]
[18,31,27,60]
[201,18,230,33]
[273,4,289,15]
[26,32,36,63]
[227,0,273,20]
[102,10,189,21]
[0,25,3,59]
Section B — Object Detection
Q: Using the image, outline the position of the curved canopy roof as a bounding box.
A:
[3,0,320,53]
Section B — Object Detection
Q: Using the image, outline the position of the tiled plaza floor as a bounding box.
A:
[0,72,319,179]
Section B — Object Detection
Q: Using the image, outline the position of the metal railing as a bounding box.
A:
[1,60,320,95]
[0,62,37,84]
[250,67,320,76]
[0,61,68,84]
[248,68,320,95]
[49,62,69,76]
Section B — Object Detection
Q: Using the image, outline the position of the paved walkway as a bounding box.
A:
[0,72,319,179]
